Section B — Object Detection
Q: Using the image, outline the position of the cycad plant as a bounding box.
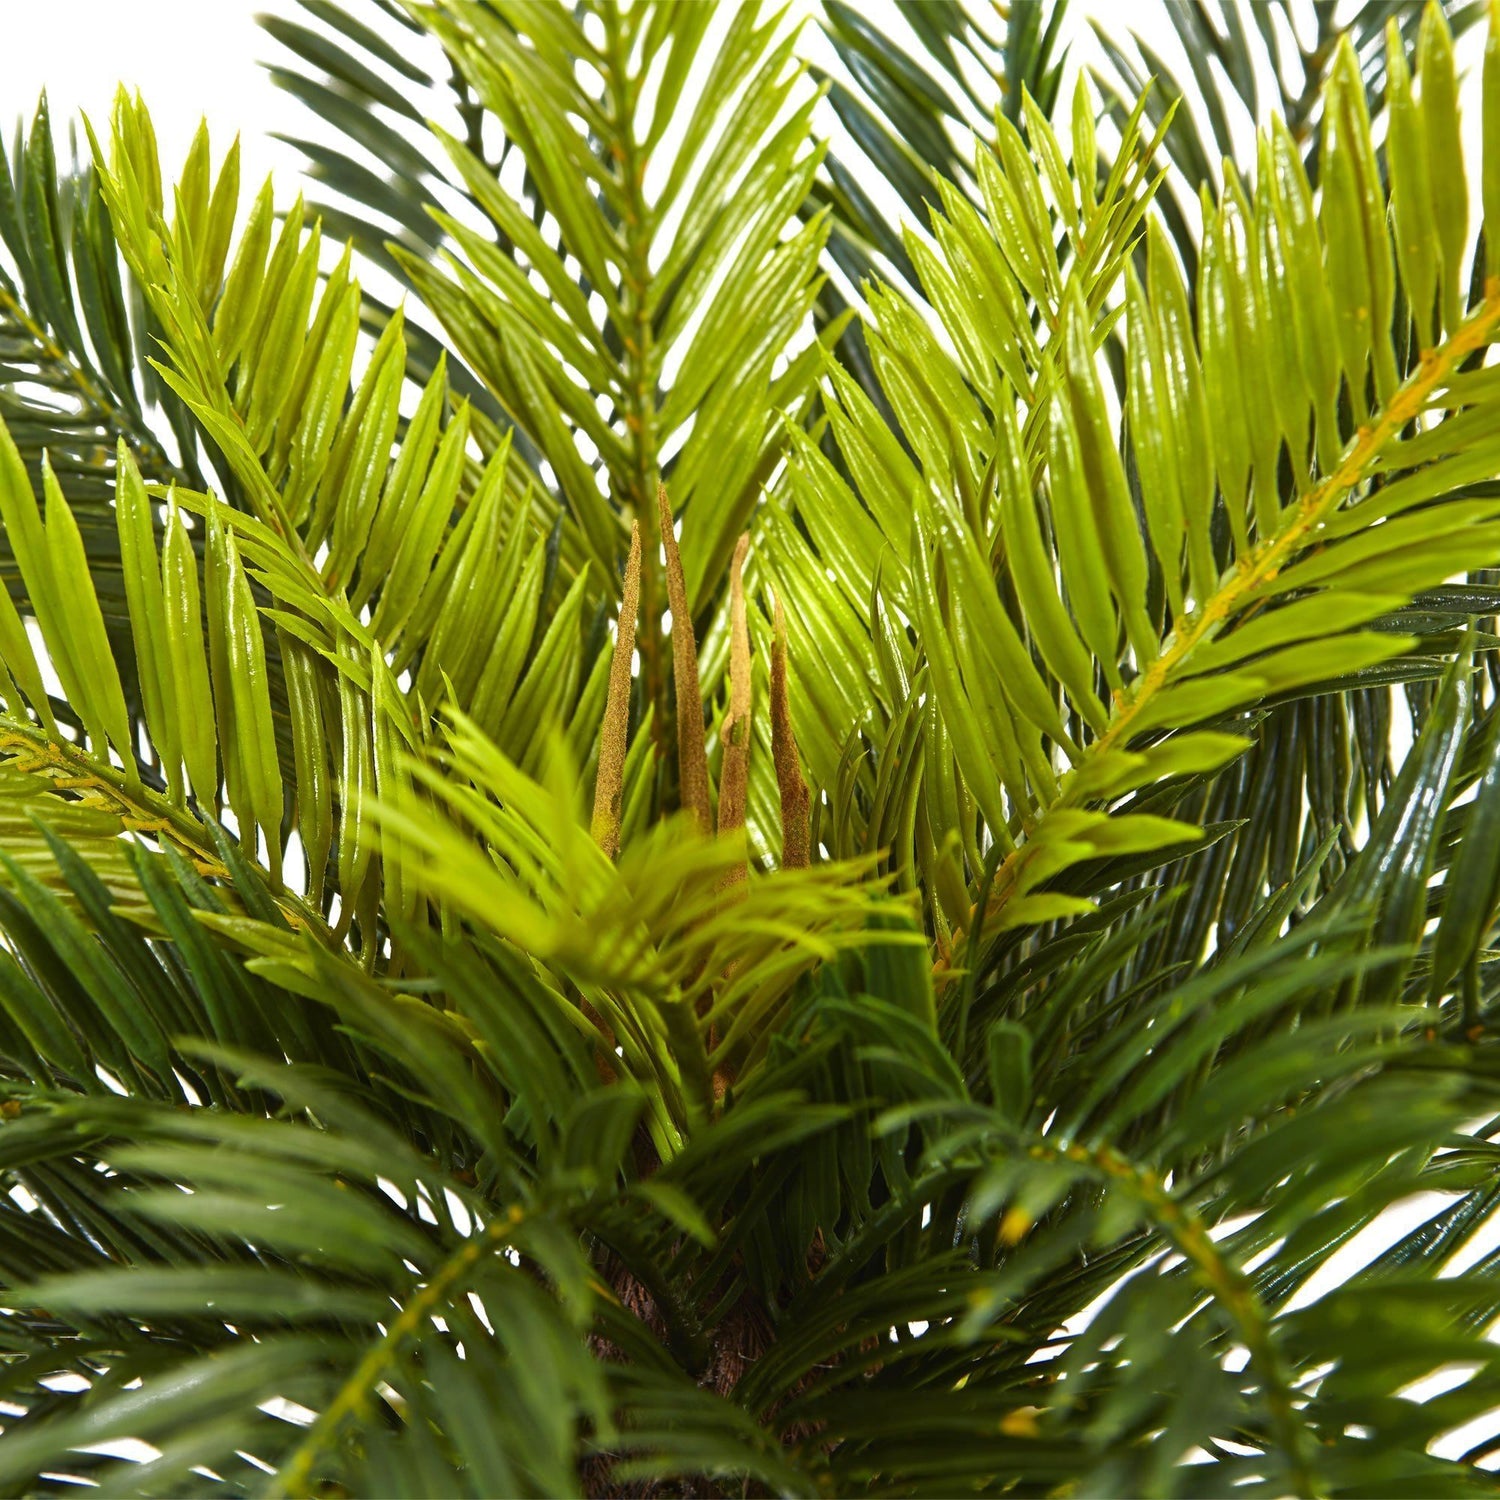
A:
[4,0,1500,1493]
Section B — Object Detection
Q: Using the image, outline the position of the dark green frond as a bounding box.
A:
[1090,0,1485,271]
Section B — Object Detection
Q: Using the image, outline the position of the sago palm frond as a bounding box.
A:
[812,0,1069,296]
[0,98,201,498]
[1,2,1500,1497]
[779,6,1500,952]
[256,0,510,414]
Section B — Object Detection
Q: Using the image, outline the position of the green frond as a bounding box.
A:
[255,0,511,421]
[813,1,1069,298]
[0,96,195,499]
[5,3,1500,1495]
[777,5,1500,962]
[1090,0,1485,272]
[392,2,830,781]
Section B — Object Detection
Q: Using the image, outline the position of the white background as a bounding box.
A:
[0,0,305,187]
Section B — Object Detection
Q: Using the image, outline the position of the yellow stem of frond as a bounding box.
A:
[950,283,1500,963]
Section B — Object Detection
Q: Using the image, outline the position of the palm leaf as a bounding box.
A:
[814,1,1068,293]
[2,5,1500,1497]
[256,0,516,421]
[775,10,1500,964]
[1090,0,1485,271]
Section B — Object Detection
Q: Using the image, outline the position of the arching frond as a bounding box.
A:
[2,96,635,955]
[778,8,1500,959]
[395,2,831,768]
[0,96,198,502]
[256,0,511,417]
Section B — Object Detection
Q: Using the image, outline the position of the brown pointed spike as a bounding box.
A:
[770,596,810,869]
[590,523,642,861]
[717,533,752,889]
[659,484,712,835]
